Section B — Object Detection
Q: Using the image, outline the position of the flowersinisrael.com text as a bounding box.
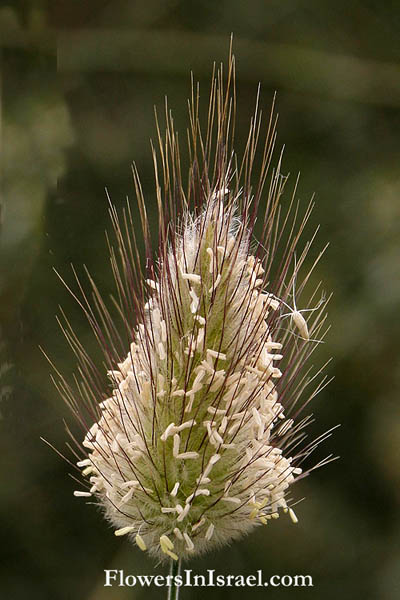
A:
[104,569,313,588]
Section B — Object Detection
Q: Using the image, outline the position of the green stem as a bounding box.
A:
[167,557,182,600]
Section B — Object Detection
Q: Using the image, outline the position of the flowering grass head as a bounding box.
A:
[51,54,333,564]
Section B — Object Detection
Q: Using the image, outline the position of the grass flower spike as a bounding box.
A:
[53,51,333,567]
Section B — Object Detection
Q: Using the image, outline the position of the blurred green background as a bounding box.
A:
[1,1,400,599]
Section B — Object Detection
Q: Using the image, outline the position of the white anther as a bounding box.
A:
[205,523,215,540]
[160,320,167,342]
[189,289,200,313]
[186,488,210,504]
[181,272,202,284]
[289,508,298,524]
[115,526,135,536]
[176,452,199,460]
[207,349,227,361]
[192,518,206,532]
[161,423,176,441]
[207,407,227,416]
[193,369,205,388]
[146,279,159,291]
[173,527,183,540]
[170,482,180,497]
[222,497,241,504]
[173,434,181,457]
[252,407,262,426]
[177,503,191,522]
[160,534,174,552]
[158,342,166,360]
[183,532,195,551]
[176,419,196,432]
[209,274,221,294]
[135,534,147,551]
[260,294,280,311]
[119,488,134,505]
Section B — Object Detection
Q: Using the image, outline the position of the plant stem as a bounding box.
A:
[167,557,182,600]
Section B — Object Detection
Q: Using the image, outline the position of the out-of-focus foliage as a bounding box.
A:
[1,2,399,599]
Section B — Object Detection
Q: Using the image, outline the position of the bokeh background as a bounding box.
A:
[1,2,400,599]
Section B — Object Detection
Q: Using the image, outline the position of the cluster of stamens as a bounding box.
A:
[73,194,304,561]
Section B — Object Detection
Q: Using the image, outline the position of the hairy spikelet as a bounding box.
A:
[49,51,334,563]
